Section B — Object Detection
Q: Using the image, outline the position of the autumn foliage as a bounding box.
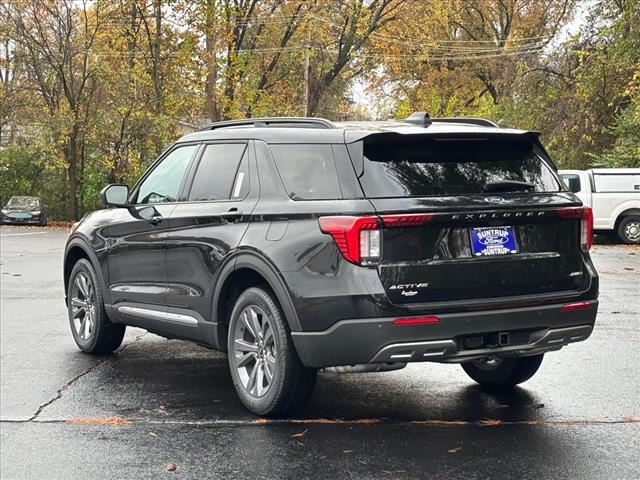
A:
[1,0,638,219]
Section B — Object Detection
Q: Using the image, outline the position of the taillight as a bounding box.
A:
[319,213,433,266]
[582,207,593,251]
[381,214,433,228]
[557,207,593,251]
[318,216,381,265]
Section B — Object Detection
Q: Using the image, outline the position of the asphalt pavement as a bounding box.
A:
[1,225,639,479]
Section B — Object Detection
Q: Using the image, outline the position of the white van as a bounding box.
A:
[559,168,640,243]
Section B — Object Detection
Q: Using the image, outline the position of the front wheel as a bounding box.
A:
[227,286,316,417]
[68,259,125,354]
[617,216,640,244]
[461,354,544,388]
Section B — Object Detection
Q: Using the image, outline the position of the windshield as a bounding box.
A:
[6,196,40,208]
[360,136,561,197]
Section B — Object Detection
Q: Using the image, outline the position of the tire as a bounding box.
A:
[67,258,125,354]
[617,216,640,244]
[227,286,316,417]
[461,354,544,388]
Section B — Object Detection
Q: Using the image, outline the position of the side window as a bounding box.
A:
[231,150,250,200]
[561,174,581,193]
[187,143,247,201]
[270,144,342,200]
[136,145,197,204]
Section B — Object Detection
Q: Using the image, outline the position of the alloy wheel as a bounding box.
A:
[232,305,277,398]
[70,272,96,341]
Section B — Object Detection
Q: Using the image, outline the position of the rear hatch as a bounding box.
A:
[357,132,591,304]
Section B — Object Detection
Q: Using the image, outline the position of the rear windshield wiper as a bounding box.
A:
[483,180,535,193]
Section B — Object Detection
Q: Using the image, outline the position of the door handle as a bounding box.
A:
[220,208,242,222]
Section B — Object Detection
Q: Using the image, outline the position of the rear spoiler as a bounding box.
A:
[345,130,544,176]
[344,128,541,144]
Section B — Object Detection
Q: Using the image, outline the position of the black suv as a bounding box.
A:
[63,114,598,416]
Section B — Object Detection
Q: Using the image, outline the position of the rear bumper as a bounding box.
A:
[291,300,597,368]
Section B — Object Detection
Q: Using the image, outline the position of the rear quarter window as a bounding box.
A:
[270,144,342,200]
[593,174,640,192]
[360,136,561,197]
[187,143,247,201]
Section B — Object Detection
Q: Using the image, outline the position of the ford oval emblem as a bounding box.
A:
[477,228,511,246]
[484,196,505,204]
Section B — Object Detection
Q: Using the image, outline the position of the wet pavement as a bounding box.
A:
[1,226,639,479]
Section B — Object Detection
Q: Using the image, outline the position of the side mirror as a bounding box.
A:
[100,184,129,207]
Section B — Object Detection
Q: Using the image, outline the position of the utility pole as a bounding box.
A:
[303,29,310,117]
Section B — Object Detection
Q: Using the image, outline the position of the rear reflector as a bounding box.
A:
[560,301,591,311]
[393,316,440,325]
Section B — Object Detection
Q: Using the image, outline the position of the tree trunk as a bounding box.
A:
[152,0,163,112]
[66,125,79,220]
[205,0,220,122]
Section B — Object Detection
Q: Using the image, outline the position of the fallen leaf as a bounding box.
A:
[253,417,382,425]
[531,403,545,409]
[612,311,621,314]
[478,419,502,426]
[623,267,634,271]
[65,416,131,426]
[448,447,463,453]
[343,450,354,454]
[410,419,468,425]
[166,463,177,472]
[149,432,158,437]
[291,429,308,438]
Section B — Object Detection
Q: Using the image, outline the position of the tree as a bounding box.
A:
[4,0,107,219]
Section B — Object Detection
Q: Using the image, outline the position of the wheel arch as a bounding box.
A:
[212,252,301,352]
[63,237,107,304]
[614,208,640,228]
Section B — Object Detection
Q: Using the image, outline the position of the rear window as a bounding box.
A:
[270,144,342,200]
[360,136,561,197]
[7,196,40,208]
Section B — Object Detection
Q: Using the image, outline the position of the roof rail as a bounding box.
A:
[200,117,336,131]
[432,117,499,128]
[404,111,432,127]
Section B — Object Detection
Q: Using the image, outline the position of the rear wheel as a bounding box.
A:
[68,259,125,354]
[227,286,316,417]
[461,354,544,388]
[617,216,640,244]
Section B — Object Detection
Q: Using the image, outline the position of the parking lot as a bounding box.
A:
[1,225,639,479]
